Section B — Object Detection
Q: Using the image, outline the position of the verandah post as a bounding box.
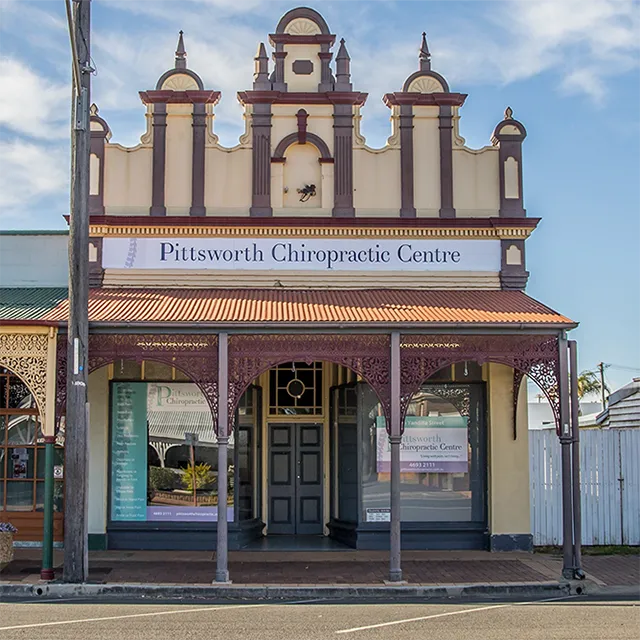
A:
[388,331,403,582]
[568,339,584,578]
[558,332,575,579]
[215,332,230,583]
[40,435,56,580]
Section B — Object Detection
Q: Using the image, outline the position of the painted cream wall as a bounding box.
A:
[486,363,531,536]
[353,147,401,213]
[102,268,501,289]
[453,147,500,216]
[103,145,152,214]
[413,106,441,215]
[283,143,322,208]
[204,147,252,214]
[88,367,110,535]
[271,105,334,155]
[283,44,322,92]
[164,104,193,215]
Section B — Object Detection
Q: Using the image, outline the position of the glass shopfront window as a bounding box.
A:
[0,369,65,515]
[360,381,485,525]
[109,366,259,526]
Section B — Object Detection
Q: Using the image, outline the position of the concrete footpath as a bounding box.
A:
[1,549,638,601]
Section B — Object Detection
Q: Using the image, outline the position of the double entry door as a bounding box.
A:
[268,423,323,535]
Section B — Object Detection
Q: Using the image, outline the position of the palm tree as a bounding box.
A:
[576,370,609,400]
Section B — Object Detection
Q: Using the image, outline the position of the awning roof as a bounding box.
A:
[12,288,575,327]
[0,288,67,321]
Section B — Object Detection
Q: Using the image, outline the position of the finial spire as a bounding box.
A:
[335,38,352,91]
[253,42,271,89]
[175,30,187,69]
[504,106,514,120]
[419,31,431,71]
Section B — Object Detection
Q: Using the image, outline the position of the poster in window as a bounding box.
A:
[376,416,469,473]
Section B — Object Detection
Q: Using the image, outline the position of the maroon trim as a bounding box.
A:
[269,34,336,46]
[43,435,56,444]
[500,239,529,290]
[88,215,540,230]
[40,568,55,581]
[401,69,450,93]
[89,114,108,215]
[492,118,527,218]
[318,158,334,164]
[333,104,355,217]
[150,104,167,216]
[272,50,288,91]
[274,7,331,35]
[89,237,104,287]
[250,103,272,217]
[140,90,220,105]
[383,92,467,108]
[439,105,455,218]
[238,91,367,106]
[273,131,331,160]
[399,104,416,217]
[190,103,206,216]
[296,108,308,144]
[154,67,204,91]
[271,157,287,163]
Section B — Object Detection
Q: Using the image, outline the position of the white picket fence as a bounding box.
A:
[529,428,640,546]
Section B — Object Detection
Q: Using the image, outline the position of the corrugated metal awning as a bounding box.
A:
[34,288,574,326]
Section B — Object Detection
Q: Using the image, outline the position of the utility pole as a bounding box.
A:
[598,362,607,409]
[64,0,91,583]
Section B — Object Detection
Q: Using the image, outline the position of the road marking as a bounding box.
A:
[0,603,268,631]
[335,596,576,634]
[0,598,327,631]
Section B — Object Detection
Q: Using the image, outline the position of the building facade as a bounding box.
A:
[0,7,581,581]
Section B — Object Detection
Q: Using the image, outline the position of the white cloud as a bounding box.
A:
[0,140,68,223]
[0,58,70,139]
[435,0,640,92]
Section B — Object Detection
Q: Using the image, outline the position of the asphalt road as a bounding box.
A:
[0,596,637,640]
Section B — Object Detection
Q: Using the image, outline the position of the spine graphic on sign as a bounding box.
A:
[124,238,138,269]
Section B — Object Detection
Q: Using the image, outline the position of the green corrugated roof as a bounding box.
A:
[0,230,68,236]
[0,288,68,321]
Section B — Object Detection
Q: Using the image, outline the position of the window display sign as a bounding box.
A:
[11,448,29,479]
[110,382,233,523]
[376,416,469,473]
[111,383,148,521]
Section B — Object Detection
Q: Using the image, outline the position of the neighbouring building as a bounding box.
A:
[596,379,640,429]
[0,7,581,581]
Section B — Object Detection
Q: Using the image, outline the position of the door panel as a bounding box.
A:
[268,423,323,535]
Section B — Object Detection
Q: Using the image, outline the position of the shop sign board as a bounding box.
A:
[103,237,501,272]
[376,416,469,473]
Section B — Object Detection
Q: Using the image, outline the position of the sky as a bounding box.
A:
[0,0,639,393]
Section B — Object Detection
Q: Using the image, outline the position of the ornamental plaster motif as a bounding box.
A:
[161,74,200,91]
[0,333,48,419]
[90,225,535,240]
[285,17,321,35]
[407,76,444,94]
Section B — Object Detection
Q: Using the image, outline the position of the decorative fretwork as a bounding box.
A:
[228,334,391,422]
[415,384,471,419]
[0,332,49,421]
[400,334,560,431]
[56,333,218,427]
